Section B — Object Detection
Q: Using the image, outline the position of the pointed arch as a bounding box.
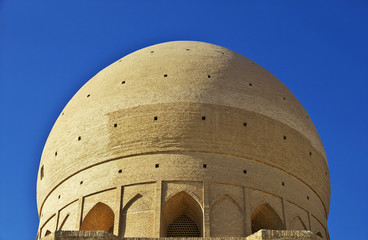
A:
[251,203,285,233]
[120,193,154,237]
[80,202,114,233]
[210,194,244,237]
[44,230,51,236]
[161,191,203,237]
[58,213,70,230]
[289,216,307,230]
[316,232,323,238]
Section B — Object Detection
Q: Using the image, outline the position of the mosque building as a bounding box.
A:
[36,41,330,240]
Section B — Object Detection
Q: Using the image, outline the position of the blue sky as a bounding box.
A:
[0,1,367,239]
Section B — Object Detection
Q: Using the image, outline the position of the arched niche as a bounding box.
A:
[316,231,323,238]
[120,193,154,237]
[289,216,307,230]
[210,195,244,237]
[251,203,285,233]
[161,191,203,237]
[80,202,114,233]
[58,213,70,230]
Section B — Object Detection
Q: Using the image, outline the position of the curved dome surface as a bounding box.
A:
[37,41,330,238]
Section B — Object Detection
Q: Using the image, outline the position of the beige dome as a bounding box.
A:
[37,41,330,239]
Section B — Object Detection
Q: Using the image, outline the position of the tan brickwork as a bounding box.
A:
[36,41,330,239]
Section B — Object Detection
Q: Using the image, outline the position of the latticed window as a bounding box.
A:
[166,214,201,237]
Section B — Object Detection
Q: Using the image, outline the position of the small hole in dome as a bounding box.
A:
[243,170,247,174]
[114,123,117,128]
[62,112,64,116]
[309,151,312,156]
[307,196,309,200]
[40,165,44,180]
[55,152,57,156]
[78,136,81,141]
[208,75,211,78]
[118,60,122,62]
[283,136,286,140]
[221,52,224,54]
[203,164,207,168]
[80,181,83,185]
[283,97,286,100]
[58,195,61,199]
[155,164,159,168]
[243,122,247,127]
[326,171,328,175]
[249,83,252,86]
[151,51,154,53]
[186,49,190,51]
[164,74,168,77]
[121,81,125,84]
[87,94,90,98]
[202,116,206,120]
[306,115,309,119]
[154,116,158,121]
[118,169,122,173]
[282,182,285,186]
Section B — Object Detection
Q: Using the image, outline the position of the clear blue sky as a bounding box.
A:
[0,1,367,239]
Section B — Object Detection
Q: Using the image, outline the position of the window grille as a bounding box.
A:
[167,214,200,237]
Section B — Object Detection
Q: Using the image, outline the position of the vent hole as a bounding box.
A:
[114,123,117,128]
[40,165,44,180]
[121,81,125,84]
[78,136,81,141]
[154,116,158,121]
[282,182,285,186]
[87,94,90,98]
[55,151,57,156]
[58,195,61,199]
[186,49,190,51]
[202,116,206,120]
[80,181,83,185]
[283,136,286,140]
[307,196,309,200]
[118,169,122,173]
[283,97,286,100]
[243,122,247,127]
[62,112,64,116]
[207,75,211,78]
[203,164,207,168]
[249,83,252,86]
[151,51,154,53]
[309,151,312,156]
[243,170,247,174]
[155,164,159,168]
[164,74,168,77]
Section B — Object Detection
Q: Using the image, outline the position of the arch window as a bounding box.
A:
[161,191,203,237]
[80,202,114,233]
[251,203,285,233]
[167,214,200,237]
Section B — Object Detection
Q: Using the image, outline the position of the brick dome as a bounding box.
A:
[37,41,330,239]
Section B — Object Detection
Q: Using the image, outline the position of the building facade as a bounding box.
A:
[37,41,330,239]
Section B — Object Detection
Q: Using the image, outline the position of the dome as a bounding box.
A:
[36,41,330,239]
